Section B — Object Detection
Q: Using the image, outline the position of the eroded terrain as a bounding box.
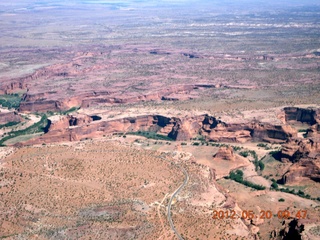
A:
[0,0,320,239]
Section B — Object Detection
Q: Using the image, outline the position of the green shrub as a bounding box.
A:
[61,106,80,115]
[259,161,265,171]
[229,170,265,190]
[239,151,249,157]
[127,131,174,141]
[298,129,308,132]
[232,146,242,151]
[278,198,285,202]
[257,143,268,148]
[0,121,20,129]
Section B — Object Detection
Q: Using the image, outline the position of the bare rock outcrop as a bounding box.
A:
[204,120,296,144]
[213,146,235,161]
[306,123,320,138]
[0,111,21,125]
[280,137,320,184]
[48,114,93,131]
[283,107,319,125]
[280,158,320,184]
[281,138,320,163]
[19,100,64,112]
[248,122,297,143]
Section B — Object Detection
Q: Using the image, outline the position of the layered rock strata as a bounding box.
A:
[0,111,21,125]
[20,114,296,146]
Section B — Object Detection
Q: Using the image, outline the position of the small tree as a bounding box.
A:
[259,161,265,171]
[271,182,278,189]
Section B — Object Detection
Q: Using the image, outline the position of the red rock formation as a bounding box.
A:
[19,100,63,112]
[249,122,297,143]
[0,111,21,125]
[280,157,320,184]
[283,107,319,125]
[213,146,235,161]
[306,123,320,138]
[281,138,320,163]
[204,120,295,144]
[48,114,93,132]
[18,113,297,146]
[280,137,320,184]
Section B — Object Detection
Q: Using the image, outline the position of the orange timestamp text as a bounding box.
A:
[212,209,307,220]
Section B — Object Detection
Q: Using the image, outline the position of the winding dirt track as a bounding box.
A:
[166,160,189,240]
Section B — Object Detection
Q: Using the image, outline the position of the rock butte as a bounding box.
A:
[213,146,236,161]
[278,107,320,184]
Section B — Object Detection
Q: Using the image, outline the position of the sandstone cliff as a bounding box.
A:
[19,113,296,146]
[0,111,21,125]
[280,137,320,184]
[280,157,320,184]
[282,107,319,125]
[281,138,320,163]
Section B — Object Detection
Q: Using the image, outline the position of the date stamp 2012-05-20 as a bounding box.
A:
[212,209,307,220]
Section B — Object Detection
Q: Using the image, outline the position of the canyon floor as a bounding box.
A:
[0,1,320,240]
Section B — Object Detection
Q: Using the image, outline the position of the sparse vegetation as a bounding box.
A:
[253,159,265,171]
[127,131,174,141]
[257,143,271,150]
[0,115,48,146]
[232,146,242,151]
[228,170,266,190]
[0,121,20,129]
[298,129,308,132]
[0,1,319,238]
[60,106,80,115]
[0,94,21,109]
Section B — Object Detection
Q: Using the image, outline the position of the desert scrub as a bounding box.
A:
[257,143,271,150]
